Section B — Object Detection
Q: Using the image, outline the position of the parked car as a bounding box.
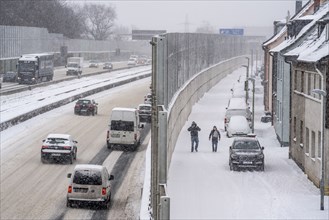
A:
[226,115,251,138]
[127,58,137,66]
[103,62,113,70]
[3,71,17,82]
[224,97,252,131]
[66,164,114,209]
[41,133,78,164]
[229,136,265,171]
[138,103,152,122]
[89,60,99,68]
[74,99,98,116]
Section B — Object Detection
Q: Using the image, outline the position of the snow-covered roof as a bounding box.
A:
[112,107,137,112]
[19,53,53,62]
[74,164,103,171]
[263,1,314,47]
[46,133,71,140]
[271,2,329,53]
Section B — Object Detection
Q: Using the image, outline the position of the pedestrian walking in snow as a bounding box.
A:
[187,121,201,152]
[209,126,221,152]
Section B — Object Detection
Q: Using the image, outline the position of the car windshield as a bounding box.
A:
[233,140,260,150]
[139,106,151,110]
[47,137,68,144]
[77,100,91,104]
[67,63,78,68]
[5,72,16,76]
[73,170,102,185]
[19,62,35,72]
[111,120,134,131]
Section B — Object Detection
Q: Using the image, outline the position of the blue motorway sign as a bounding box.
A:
[219,28,244,36]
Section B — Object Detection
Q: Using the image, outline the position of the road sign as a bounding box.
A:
[132,30,167,40]
[219,28,244,36]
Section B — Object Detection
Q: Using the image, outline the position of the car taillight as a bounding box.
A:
[224,118,227,123]
[75,104,80,108]
[102,187,106,195]
[68,186,72,193]
[42,145,48,149]
[63,146,71,150]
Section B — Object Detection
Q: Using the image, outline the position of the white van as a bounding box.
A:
[224,97,252,131]
[66,164,114,209]
[106,107,143,151]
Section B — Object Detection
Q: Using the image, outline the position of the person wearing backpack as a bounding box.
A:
[187,121,201,152]
[209,126,221,152]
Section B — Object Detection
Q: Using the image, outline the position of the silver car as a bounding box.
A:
[67,164,114,209]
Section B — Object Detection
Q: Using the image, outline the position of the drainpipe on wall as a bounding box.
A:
[269,51,275,126]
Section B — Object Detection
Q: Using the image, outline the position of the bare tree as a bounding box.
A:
[81,3,117,40]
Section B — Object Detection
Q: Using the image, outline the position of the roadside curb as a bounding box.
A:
[0,72,151,132]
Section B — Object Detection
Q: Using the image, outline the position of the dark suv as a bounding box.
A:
[229,136,264,171]
[74,99,98,116]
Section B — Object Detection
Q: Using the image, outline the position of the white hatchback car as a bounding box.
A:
[226,115,251,138]
[67,164,114,209]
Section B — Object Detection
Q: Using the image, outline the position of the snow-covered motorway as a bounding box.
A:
[0,67,151,219]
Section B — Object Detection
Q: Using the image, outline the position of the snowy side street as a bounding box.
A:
[167,67,329,219]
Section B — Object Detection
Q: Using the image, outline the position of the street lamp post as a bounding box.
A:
[248,77,255,133]
[312,88,326,211]
[242,64,249,103]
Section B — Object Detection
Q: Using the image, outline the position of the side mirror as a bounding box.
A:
[74,140,78,144]
[109,174,114,181]
[139,124,144,129]
[225,107,228,110]
[261,147,264,150]
[229,146,232,150]
[42,139,45,142]
[67,173,72,178]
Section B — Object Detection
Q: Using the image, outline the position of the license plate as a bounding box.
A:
[111,133,120,138]
[74,188,88,193]
[51,153,61,156]
[243,161,252,164]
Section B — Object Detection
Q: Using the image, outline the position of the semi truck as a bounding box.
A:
[17,53,54,84]
[66,57,83,76]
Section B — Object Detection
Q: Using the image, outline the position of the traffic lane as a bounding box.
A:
[53,61,129,80]
[0,78,151,219]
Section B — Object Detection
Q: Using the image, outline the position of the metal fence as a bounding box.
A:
[150,33,265,219]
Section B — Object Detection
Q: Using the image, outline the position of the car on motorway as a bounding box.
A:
[226,115,251,138]
[144,93,152,104]
[74,99,98,116]
[2,71,17,82]
[66,164,114,209]
[229,135,265,171]
[89,60,99,68]
[41,133,78,164]
[127,58,137,66]
[103,62,113,70]
[138,103,152,122]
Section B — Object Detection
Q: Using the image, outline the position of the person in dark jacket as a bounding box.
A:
[209,126,221,152]
[187,121,201,152]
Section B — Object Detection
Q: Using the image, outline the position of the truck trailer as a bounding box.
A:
[17,53,54,84]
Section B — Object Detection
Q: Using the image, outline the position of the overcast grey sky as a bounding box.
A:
[78,0,306,32]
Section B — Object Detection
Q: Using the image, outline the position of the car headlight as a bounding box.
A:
[257,154,264,159]
[231,154,238,159]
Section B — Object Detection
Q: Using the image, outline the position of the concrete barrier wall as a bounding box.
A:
[166,56,245,167]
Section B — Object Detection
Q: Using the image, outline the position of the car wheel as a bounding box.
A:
[92,110,95,116]
[229,162,233,171]
[66,199,72,208]
[74,149,77,160]
[260,164,265,171]
[41,156,47,164]
[232,164,238,171]
[69,154,73,164]
[107,142,111,149]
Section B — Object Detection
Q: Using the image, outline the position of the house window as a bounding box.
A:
[305,127,309,154]
[300,120,304,145]
[318,131,321,158]
[311,131,315,158]
[307,73,311,95]
[301,71,304,93]
[314,75,317,98]
[294,70,298,90]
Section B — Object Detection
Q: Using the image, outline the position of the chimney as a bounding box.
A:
[295,0,303,14]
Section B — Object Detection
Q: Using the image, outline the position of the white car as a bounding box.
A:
[41,133,78,164]
[127,58,137,66]
[67,164,114,209]
[138,103,152,122]
[226,115,251,138]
